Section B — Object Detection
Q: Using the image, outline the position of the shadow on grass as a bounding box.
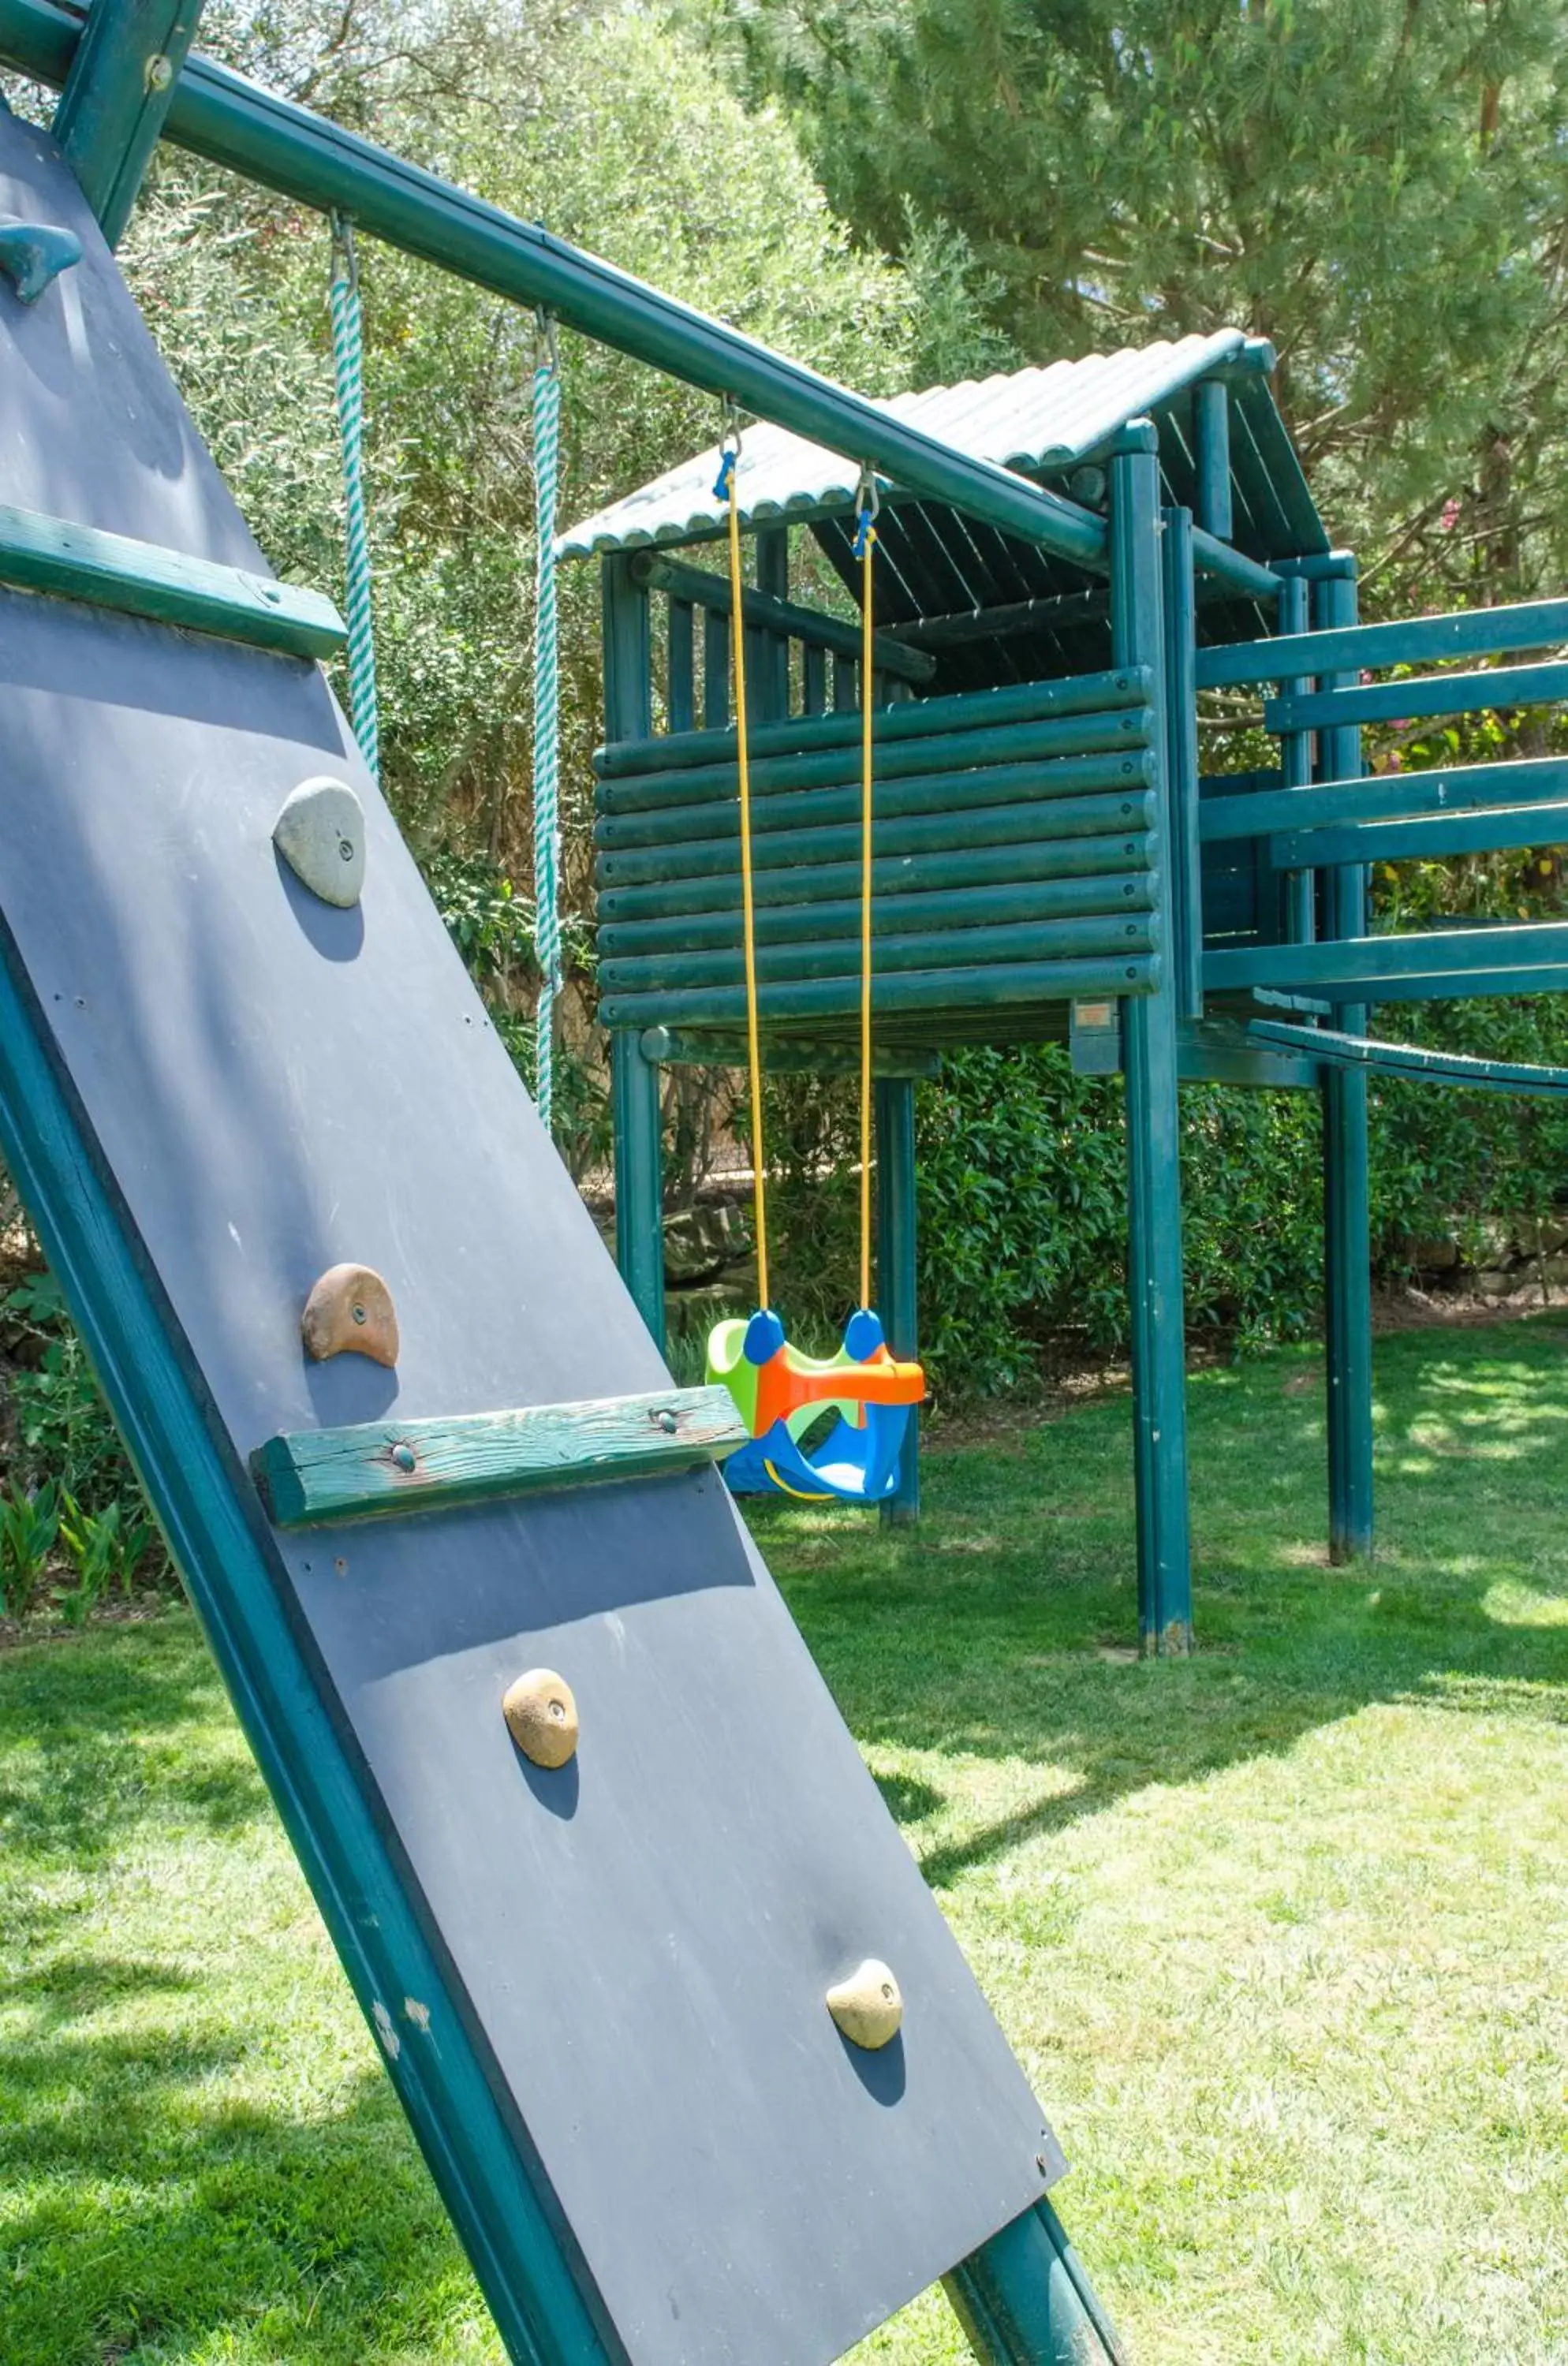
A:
[752,1318,1568,1888]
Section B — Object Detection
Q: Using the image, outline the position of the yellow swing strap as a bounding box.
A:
[855,469,879,1315]
[718,412,770,1312]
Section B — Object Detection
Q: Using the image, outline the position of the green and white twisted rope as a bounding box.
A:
[532,319,563,1137]
[330,215,379,782]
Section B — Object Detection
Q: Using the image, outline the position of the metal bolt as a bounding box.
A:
[338,838,355,862]
[351,1302,366,1325]
[391,1444,416,1473]
[656,1409,678,1434]
[145,51,173,89]
[1036,2152,1051,2177]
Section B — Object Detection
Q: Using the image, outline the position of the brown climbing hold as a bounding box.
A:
[301,1263,398,1366]
[502,1669,579,1769]
[826,1958,903,2051]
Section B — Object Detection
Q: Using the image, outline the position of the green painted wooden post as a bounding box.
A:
[603,554,665,1349]
[54,0,206,247]
[1111,424,1193,1655]
[752,524,790,720]
[1315,559,1373,1562]
[1161,506,1202,1019]
[666,596,694,733]
[874,1073,920,1527]
[1193,379,1232,543]
[1275,572,1314,946]
[947,2196,1123,2365]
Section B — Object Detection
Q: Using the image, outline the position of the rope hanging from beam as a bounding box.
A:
[328,214,379,782]
[531,312,563,1137]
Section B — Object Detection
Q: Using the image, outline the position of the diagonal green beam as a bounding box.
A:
[54,0,207,246]
[0,0,1106,569]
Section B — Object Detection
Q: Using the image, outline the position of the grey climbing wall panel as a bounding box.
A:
[0,114,1064,2366]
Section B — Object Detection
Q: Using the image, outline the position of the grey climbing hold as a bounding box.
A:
[272,775,365,908]
[0,215,82,304]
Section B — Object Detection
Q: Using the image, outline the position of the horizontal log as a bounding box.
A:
[0,499,345,658]
[251,1386,748,1528]
[630,551,933,685]
[1190,527,1282,601]
[1269,800,1568,872]
[597,829,1153,922]
[1199,756,1568,845]
[595,708,1154,818]
[1196,596,1568,690]
[594,666,1151,778]
[595,747,1155,854]
[600,909,1159,994]
[886,590,1111,649]
[636,1028,942,1077]
[595,786,1158,889]
[599,952,1160,1029]
[1264,657,1568,736]
[1204,920,1568,996]
[599,872,1155,959]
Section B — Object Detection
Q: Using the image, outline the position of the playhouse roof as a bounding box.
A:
[558,330,1325,568]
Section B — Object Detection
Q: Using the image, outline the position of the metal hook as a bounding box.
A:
[534,307,559,375]
[330,209,359,295]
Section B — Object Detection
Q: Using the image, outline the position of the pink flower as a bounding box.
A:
[1439,498,1461,533]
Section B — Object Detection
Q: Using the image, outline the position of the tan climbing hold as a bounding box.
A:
[826,1957,903,2051]
[502,1668,579,1769]
[273,776,366,908]
[301,1263,398,1366]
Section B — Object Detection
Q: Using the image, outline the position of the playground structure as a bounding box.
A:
[2,5,1567,2359]
[569,349,1568,1644]
[0,10,1138,2364]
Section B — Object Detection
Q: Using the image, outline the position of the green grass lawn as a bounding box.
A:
[3,1316,1567,2364]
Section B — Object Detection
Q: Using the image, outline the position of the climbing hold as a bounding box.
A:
[502,1668,579,1769]
[273,776,365,908]
[826,1958,903,2051]
[0,215,82,304]
[301,1263,398,1366]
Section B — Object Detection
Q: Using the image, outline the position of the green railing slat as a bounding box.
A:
[0,500,345,656]
[1249,1019,1568,1096]
[1196,596,1568,689]
[252,1385,748,1528]
[1199,755,1568,845]
[1264,657,1568,736]
[1204,919,1568,998]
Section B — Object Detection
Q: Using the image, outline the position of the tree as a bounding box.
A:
[713,0,1568,605]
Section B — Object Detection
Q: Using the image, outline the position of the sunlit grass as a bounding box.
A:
[3,1317,1567,2361]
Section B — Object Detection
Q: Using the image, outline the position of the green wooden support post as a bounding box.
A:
[752,524,790,721]
[874,1073,920,1527]
[1315,558,1374,1562]
[603,554,665,1349]
[1161,506,1202,1020]
[54,0,207,247]
[947,2196,1123,2365]
[1111,424,1193,1655]
[612,1029,665,1352]
[1193,379,1232,543]
[1275,572,1314,946]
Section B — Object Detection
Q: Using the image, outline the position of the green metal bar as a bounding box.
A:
[1312,563,1373,1567]
[596,750,1154,856]
[596,711,1153,818]
[1264,656,1568,736]
[1269,800,1568,872]
[599,830,1153,924]
[1161,506,1203,1017]
[874,1075,920,1528]
[1205,918,1568,995]
[252,1386,746,1528]
[1196,595,1568,689]
[1189,523,1280,601]
[633,551,933,686]
[1253,1018,1568,1095]
[0,928,613,2364]
[0,0,1110,569]
[947,2197,1123,2366]
[1111,424,1193,1657]
[0,499,345,655]
[595,669,1150,778]
[53,0,205,246]
[601,910,1159,995]
[600,951,1159,1031]
[1193,379,1232,541]
[595,787,1157,890]
[1200,754,1568,843]
[601,874,1154,958]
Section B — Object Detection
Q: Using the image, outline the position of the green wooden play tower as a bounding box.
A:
[570,340,1568,1652]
